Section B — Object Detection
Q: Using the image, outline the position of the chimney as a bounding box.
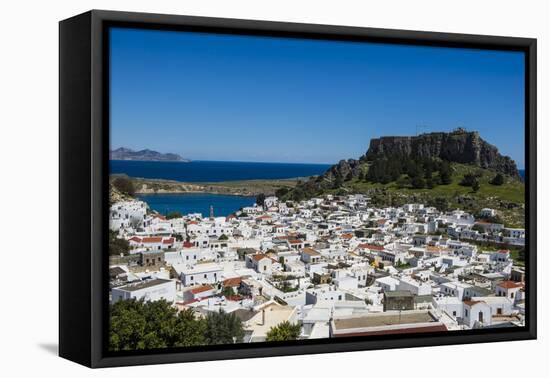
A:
[260,309,265,325]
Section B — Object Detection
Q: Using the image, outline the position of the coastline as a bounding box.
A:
[112,175,304,197]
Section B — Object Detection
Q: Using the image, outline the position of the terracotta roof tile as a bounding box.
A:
[190,285,214,294]
[497,280,523,289]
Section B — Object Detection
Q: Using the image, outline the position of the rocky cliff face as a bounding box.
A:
[323,159,362,182]
[363,129,519,177]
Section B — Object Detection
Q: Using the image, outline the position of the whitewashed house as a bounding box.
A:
[111,279,176,303]
[178,263,223,286]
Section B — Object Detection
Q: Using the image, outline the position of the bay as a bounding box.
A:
[137,193,256,218]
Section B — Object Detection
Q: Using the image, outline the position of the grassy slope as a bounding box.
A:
[350,164,524,203]
[332,163,525,227]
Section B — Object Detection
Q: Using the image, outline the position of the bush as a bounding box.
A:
[221,286,234,297]
[112,177,135,196]
[439,161,452,185]
[109,230,130,256]
[275,280,299,293]
[411,176,426,189]
[204,310,244,345]
[166,211,182,219]
[431,197,449,212]
[266,321,301,342]
[275,187,289,198]
[459,173,478,187]
[256,193,266,207]
[490,173,505,186]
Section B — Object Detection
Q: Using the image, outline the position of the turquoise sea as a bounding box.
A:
[137,192,256,218]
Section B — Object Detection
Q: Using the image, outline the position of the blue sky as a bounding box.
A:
[110,28,525,167]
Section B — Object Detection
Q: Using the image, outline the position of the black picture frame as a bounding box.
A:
[59,9,537,368]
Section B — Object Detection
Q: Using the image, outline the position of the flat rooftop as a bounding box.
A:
[117,279,172,292]
[334,311,436,330]
[384,290,413,298]
[180,263,222,274]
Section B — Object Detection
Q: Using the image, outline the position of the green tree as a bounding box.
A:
[439,161,452,185]
[265,321,301,342]
[432,197,449,212]
[221,286,234,297]
[256,193,266,207]
[109,230,130,256]
[109,299,206,351]
[275,280,298,293]
[472,224,485,233]
[204,310,244,345]
[411,175,426,189]
[112,177,135,196]
[333,174,344,189]
[395,176,410,189]
[218,233,229,241]
[275,187,289,198]
[460,172,481,187]
[490,173,505,186]
[166,211,183,219]
[472,180,481,192]
[426,177,435,189]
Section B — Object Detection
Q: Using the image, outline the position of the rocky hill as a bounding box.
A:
[281,129,522,208]
[110,147,190,162]
[109,181,133,204]
[363,128,518,177]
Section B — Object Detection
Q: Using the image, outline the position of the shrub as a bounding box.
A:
[166,211,182,219]
[490,173,505,186]
[112,177,135,196]
[266,321,301,342]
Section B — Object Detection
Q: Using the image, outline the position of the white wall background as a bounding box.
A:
[0,0,546,375]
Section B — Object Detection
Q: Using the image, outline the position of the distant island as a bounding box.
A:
[110,147,190,162]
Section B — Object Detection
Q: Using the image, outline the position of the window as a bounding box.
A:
[190,276,194,281]
[465,309,468,316]
[204,274,207,279]
[452,311,457,316]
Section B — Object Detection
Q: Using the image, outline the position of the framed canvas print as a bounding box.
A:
[59,10,537,368]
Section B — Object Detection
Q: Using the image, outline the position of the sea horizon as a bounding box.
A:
[110,159,332,183]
